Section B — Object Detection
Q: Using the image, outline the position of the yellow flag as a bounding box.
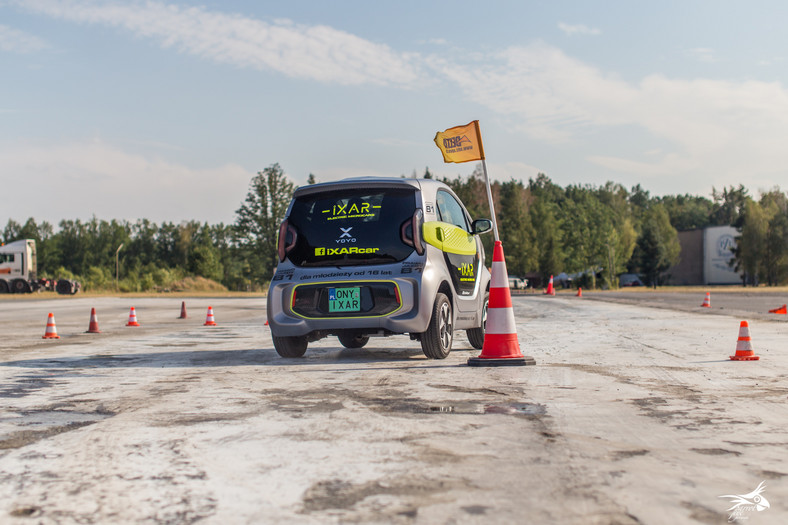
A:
[434,120,485,163]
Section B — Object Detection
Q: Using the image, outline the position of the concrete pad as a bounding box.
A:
[0,295,786,523]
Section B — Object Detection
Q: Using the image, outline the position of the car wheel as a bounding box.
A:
[0,280,8,294]
[421,293,453,359]
[466,292,488,350]
[338,332,370,349]
[56,279,74,295]
[12,279,30,294]
[273,335,308,358]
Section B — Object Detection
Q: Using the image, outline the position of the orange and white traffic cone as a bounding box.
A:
[544,275,555,296]
[576,287,582,298]
[701,292,711,308]
[468,241,535,367]
[730,320,760,361]
[204,306,217,326]
[126,307,140,327]
[769,304,787,315]
[86,308,101,333]
[178,301,187,319]
[42,313,60,339]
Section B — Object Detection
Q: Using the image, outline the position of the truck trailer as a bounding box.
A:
[0,239,80,294]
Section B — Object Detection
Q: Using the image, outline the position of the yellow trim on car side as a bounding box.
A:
[422,221,477,255]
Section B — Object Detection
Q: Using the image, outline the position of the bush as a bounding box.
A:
[84,266,112,290]
[170,276,228,292]
[140,273,156,291]
[152,267,183,288]
[49,266,75,280]
[119,274,140,292]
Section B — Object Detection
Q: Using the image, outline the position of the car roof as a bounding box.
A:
[293,177,449,198]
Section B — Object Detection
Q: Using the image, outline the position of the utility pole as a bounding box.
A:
[115,243,124,290]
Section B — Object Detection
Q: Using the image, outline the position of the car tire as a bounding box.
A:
[0,280,8,294]
[421,293,453,359]
[466,292,488,350]
[273,335,308,358]
[12,279,30,294]
[56,279,74,295]
[338,332,370,349]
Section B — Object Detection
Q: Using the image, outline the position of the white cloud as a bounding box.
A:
[308,166,394,183]
[0,140,253,225]
[9,3,788,196]
[428,41,788,191]
[368,137,422,147]
[686,47,718,63]
[558,22,601,37]
[16,0,421,87]
[757,56,785,66]
[0,23,47,53]
[587,154,691,178]
[428,43,637,142]
[485,161,543,183]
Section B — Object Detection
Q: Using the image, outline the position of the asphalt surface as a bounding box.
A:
[585,289,788,322]
[0,293,786,524]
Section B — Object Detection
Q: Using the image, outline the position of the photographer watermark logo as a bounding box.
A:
[719,481,769,522]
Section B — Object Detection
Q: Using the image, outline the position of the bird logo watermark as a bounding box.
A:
[719,481,769,522]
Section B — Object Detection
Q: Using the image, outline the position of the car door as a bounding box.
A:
[432,190,482,311]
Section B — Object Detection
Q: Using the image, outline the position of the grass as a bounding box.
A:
[1,275,266,299]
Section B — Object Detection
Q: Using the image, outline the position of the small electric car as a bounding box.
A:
[267,177,492,359]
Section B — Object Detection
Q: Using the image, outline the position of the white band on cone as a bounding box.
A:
[485,307,517,334]
[736,340,753,351]
[490,261,510,288]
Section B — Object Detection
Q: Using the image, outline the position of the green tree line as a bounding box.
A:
[441,169,774,288]
[3,163,787,291]
[2,163,294,292]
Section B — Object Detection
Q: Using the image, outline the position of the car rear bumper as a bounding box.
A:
[267,276,429,337]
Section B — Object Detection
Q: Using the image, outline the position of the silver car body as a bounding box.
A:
[267,178,490,345]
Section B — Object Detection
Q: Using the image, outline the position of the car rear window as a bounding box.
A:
[287,187,416,267]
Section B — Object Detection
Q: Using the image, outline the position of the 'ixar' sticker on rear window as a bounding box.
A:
[321,202,381,221]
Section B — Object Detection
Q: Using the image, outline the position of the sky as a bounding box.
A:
[2,0,788,228]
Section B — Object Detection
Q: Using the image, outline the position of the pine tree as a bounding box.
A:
[633,204,680,287]
[234,163,296,285]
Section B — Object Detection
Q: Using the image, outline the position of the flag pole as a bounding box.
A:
[480,159,500,242]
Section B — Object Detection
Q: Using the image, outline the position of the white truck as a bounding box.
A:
[0,239,80,294]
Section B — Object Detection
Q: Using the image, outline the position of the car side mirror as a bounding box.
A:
[471,219,493,235]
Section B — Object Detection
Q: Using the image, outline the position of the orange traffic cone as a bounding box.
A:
[204,306,217,326]
[544,275,555,296]
[468,241,535,367]
[126,307,140,327]
[576,287,582,298]
[769,304,787,314]
[730,320,760,361]
[42,313,60,339]
[178,301,188,319]
[86,308,101,333]
[701,292,711,308]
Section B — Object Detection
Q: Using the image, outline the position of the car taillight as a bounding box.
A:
[277,219,297,262]
[400,209,425,255]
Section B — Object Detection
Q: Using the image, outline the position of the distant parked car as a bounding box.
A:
[508,277,527,289]
[619,273,644,287]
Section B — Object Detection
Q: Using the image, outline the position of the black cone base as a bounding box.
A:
[467,356,536,367]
